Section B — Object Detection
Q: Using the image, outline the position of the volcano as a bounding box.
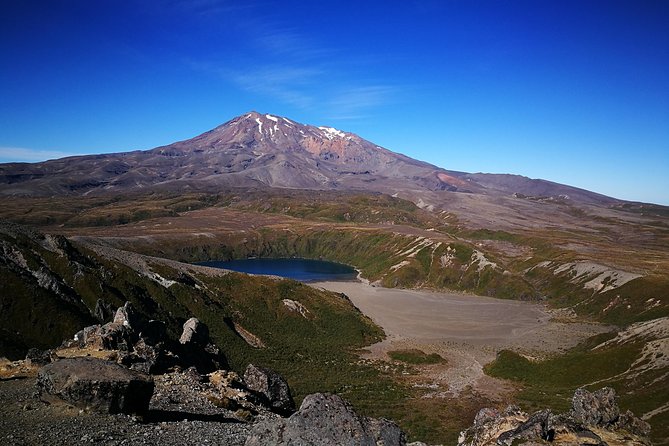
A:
[0,111,623,210]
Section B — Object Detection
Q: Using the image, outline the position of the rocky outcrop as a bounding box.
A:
[617,409,652,437]
[113,301,145,332]
[179,317,209,345]
[178,317,227,373]
[571,386,619,427]
[571,387,651,437]
[17,301,655,446]
[80,322,133,351]
[457,387,650,446]
[245,392,405,446]
[69,304,227,374]
[94,298,116,322]
[243,363,295,415]
[495,410,557,445]
[122,338,174,374]
[36,357,154,414]
[206,369,261,414]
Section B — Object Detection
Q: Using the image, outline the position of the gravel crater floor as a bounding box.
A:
[312,281,611,401]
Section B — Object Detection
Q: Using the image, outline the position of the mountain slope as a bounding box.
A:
[0,112,623,208]
[0,112,455,195]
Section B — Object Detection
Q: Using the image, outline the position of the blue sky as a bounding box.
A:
[1,0,668,205]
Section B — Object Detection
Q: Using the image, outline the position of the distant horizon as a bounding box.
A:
[1,1,667,205]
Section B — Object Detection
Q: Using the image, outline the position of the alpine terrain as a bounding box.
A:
[0,112,668,445]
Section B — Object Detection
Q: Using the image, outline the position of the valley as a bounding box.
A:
[1,113,668,444]
[2,190,667,443]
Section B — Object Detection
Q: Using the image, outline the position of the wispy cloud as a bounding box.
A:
[230,65,323,109]
[186,10,404,120]
[0,147,79,163]
[327,86,399,120]
[160,0,250,17]
[252,26,335,60]
[219,21,332,109]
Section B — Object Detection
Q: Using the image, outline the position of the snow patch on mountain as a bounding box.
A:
[318,126,346,140]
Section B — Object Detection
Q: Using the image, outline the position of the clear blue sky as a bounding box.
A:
[1,0,668,205]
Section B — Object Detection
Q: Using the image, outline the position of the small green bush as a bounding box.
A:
[388,349,446,365]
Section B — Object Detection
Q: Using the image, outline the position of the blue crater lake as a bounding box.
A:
[197,258,358,282]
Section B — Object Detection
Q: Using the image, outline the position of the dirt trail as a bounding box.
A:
[312,281,610,401]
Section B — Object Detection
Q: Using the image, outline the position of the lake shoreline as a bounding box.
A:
[196,257,358,282]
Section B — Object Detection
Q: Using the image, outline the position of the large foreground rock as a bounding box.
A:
[36,357,154,414]
[243,363,295,415]
[245,393,405,446]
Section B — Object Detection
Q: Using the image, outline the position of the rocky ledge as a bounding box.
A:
[0,301,653,446]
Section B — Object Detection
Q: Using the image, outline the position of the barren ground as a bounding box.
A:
[312,281,611,402]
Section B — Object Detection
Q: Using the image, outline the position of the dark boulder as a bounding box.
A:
[24,348,54,366]
[245,393,405,446]
[140,319,167,346]
[243,363,295,415]
[36,357,154,414]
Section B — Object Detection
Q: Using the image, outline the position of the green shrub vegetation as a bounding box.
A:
[0,224,469,443]
[388,349,446,365]
[484,334,669,444]
[3,189,669,443]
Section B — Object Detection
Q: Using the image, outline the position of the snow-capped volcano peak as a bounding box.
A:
[228,112,355,144]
